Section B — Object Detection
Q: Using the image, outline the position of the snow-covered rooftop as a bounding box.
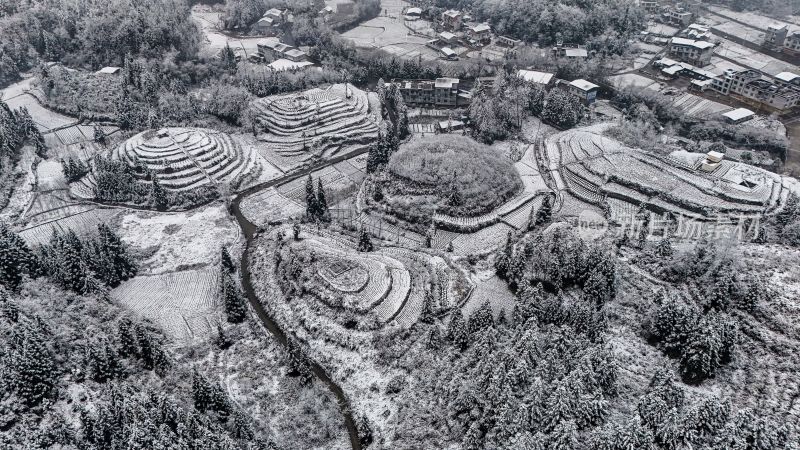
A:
[96,66,121,75]
[517,70,554,85]
[776,72,799,83]
[267,59,315,72]
[406,7,422,15]
[569,79,599,91]
[470,24,491,33]
[671,37,714,49]
[722,108,755,122]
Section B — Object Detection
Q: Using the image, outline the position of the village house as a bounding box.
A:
[254,8,289,35]
[662,6,693,27]
[467,23,492,45]
[441,10,463,31]
[784,31,800,55]
[394,78,464,107]
[722,108,755,124]
[668,37,714,66]
[517,70,555,88]
[567,79,600,105]
[765,23,789,48]
[711,68,800,111]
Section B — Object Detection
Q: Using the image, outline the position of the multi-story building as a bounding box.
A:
[668,37,714,66]
[467,23,492,45]
[784,31,800,55]
[776,72,800,88]
[394,78,463,107]
[662,7,693,27]
[638,0,659,13]
[441,10,463,31]
[765,23,789,48]
[711,69,800,111]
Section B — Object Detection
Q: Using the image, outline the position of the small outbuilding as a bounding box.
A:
[96,66,121,75]
[568,79,600,105]
[701,150,724,172]
[722,108,755,124]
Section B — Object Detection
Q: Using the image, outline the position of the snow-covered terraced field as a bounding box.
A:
[251,84,378,163]
[113,267,221,343]
[544,127,790,219]
[83,128,264,195]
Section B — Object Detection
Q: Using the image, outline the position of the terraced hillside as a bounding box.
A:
[539,127,791,222]
[73,127,264,198]
[251,84,379,165]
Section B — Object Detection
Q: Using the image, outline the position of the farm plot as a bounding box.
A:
[113,267,221,343]
[117,203,241,275]
[543,127,788,220]
[252,225,455,333]
[250,84,379,166]
[240,187,304,226]
[36,160,67,191]
[18,207,120,246]
[450,222,515,256]
[4,93,75,132]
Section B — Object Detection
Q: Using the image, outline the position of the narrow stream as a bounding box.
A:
[229,148,371,450]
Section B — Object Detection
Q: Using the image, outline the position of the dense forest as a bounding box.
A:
[0,0,202,84]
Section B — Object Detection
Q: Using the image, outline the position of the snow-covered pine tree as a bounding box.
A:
[220,246,235,273]
[304,175,317,221]
[4,321,57,406]
[357,228,373,252]
[316,178,330,223]
[151,177,167,211]
[221,272,247,323]
[468,302,494,334]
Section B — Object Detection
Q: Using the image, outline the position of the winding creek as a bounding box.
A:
[230,147,372,450]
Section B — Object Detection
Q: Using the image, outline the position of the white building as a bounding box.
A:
[722,108,755,124]
[568,79,600,105]
[668,37,714,66]
[517,70,554,87]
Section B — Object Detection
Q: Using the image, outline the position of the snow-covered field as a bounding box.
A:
[117,203,241,274]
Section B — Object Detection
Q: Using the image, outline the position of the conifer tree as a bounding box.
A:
[214,323,232,350]
[447,309,469,350]
[116,317,139,358]
[304,175,317,221]
[221,272,248,323]
[531,194,553,229]
[220,246,235,273]
[86,337,121,383]
[366,142,380,174]
[151,177,167,211]
[468,302,494,333]
[316,178,330,223]
[0,223,39,290]
[357,228,374,252]
[94,125,106,144]
[4,322,57,406]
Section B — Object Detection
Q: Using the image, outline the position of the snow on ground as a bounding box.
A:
[36,160,67,191]
[191,5,266,58]
[713,37,800,76]
[117,203,242,274]
[0,146,37,223]
[462,274,516,321]
[113,267,221,343]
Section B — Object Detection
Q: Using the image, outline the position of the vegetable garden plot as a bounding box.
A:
[240,187,304,226]
[450,222,515,256]
[112,267,221,343]
[18,208,119,246]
